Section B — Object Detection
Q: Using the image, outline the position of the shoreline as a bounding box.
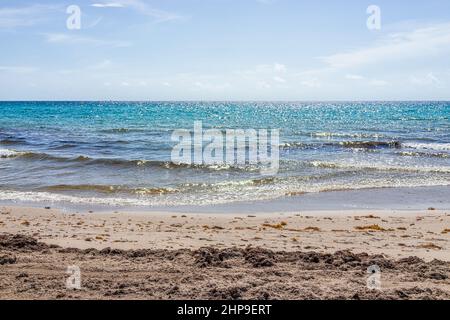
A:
[1,185,450,214]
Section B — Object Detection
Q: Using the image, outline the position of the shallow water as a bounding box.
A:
[0,101,449,207]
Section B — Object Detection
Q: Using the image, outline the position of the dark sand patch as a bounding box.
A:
[0,233,449,300]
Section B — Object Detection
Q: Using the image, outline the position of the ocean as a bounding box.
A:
[0,101,449,208]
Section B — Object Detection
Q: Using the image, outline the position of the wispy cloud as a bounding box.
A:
[57,59,113,75]
[193,81,231,90]
[87,59,113,70]
[368,79,389,87]
[274,63,287,73]
[273,76,286,83]
[410,72,443,88]
[91,3,125,8]
[0,65,37,73]
[239,63,287,77]
[256,0,275,4]
[300,78,321,88]
[345,74,389,86]
[0,4,58,28]
[287,23,450,91]
[91,0,185,23]
[321,23,450,69]
[236,63,289,86]
[44,33,131,47]
[345,74,365,80]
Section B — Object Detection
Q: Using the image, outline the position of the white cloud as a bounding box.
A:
[0,66,37,73]
[410,72,443,87]
[345,74,365,80]
[368,79,389,86]
[56,60,113,75]
[237,63,287,77]
[274,63,287,73]
[300,78,321,88]
[255,63,287,74]
[88,60,113,70]
[257,81,271,89]
[345,74,389,86]
[91,3,125,8]
[93,0,184,23]
[44,33,131,47]
[0,4,57,28]
[85,17,104,29]
[321,23,450,69]
[273,76,286,83]
[193,81,231,90]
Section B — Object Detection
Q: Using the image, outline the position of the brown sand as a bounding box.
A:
[0,206,449,300]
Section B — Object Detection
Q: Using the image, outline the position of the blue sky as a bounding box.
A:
[1,0,450,100]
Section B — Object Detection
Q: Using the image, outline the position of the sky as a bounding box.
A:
[1,0,450,101]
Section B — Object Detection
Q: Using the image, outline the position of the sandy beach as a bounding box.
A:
[0,205,448,300]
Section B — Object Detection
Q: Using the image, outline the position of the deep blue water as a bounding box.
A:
[0,101,449,207]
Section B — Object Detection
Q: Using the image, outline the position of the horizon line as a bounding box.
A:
[1,100,450,103]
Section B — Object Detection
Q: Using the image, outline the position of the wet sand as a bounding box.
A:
[0,206,449,300]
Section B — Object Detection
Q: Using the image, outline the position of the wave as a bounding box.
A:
[98,128,168,134]
[181,176,277,190]
[338,141,401,149]
[36,177,278,199]
[1,180,449,208]
[0,138,25,145]
[99,128,145,134]
[283,140,450,153]
[396,151,449,158]
[281,142,308,149]
[0,148,24,158]
[163,162,262,172]
[0,190,161,207]
[49,143,79,150]
[0,149,155,167]
[0,149,261,172]
[39,184,176,195]
[402,142,450,151]
[0,149,156,166]
[309,160,450,174]
[282,140,401,150]
[310,132,386,139]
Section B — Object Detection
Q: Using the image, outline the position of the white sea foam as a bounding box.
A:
[310,160,450,173]
[0,190,164,207]
[0,148,22,158]
[403,142,450,151]
[1,175,450,208]
[311,132,385,139]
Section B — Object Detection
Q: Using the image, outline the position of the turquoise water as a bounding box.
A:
[0,101,449,207]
